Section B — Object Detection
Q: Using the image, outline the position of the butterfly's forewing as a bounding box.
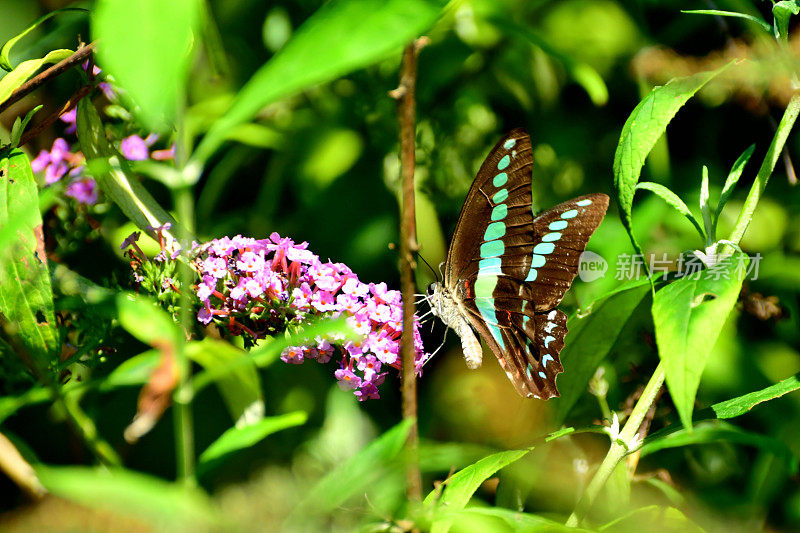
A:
[444,129,608,398]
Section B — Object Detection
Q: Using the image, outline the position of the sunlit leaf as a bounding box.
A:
[553,279,652,424]
[712,373,800,419]
[0,8,86,70]
[446,507,581,532]
[197,411,307,475]
[192,0,447,165]
[92,0,200,130]
[714,144,755,233]
[598,505,704,532]
[613,65,732,257]
[652,254,748,429]
[0,49,72,107]
[37,465,218,528]
[681,10,771,32]
[773,1,800,42]
[636,182,705,241]
[0,150,58,366]
[115,292,182,350]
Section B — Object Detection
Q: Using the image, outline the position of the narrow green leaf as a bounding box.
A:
[641,420,797,472]
[37,465,218,528]
[599,505,705,532]
[681,10,772,32]
[9,105,42,147]
[197,411,307,474]
[444,507,582,532]
[291,419,412,517]
[0,49,73,107]
[553,280,652,424]
[76,98,180,244]
[92,0,200,130]
[613,64,732,257]
[714,144,755,231]
[192,0,447,165]
[652,253,748,429]
[98,350,160,391]
[115,292,182,350]
[773,1,800,42]
[428,449,531,533]
[712,373,800,419]
[636,182,706,241]
[186,338,263,426]
[700,166,713,243]
[0,8,86,71]
[0,150,59,366]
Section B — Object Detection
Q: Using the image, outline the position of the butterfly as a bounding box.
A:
[427,129,608,399]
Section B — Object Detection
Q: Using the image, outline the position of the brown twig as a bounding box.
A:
[392,36,428,505]
[18,84,92,147]
[625,385,664,476]
[0,42,95,115]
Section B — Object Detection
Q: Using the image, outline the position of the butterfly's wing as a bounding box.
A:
[444,129,608,398]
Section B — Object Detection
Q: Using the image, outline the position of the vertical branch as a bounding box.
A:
[392,38,427,503]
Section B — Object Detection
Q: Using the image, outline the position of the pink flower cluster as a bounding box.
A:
[192,232,428,401]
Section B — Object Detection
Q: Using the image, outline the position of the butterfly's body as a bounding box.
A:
[429,129,608,400]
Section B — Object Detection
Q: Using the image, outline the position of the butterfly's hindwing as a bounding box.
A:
[442,129,607,399]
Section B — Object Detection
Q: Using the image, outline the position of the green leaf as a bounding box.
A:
[186,339,263,426]
[636,182,705,241]
[700,166,713,243]
[613,65,732,258]
[681,10,772,33]
[192,0,447,166]
[98,350,160,392]
[0,150,59,366]
[92,0,200,130]
[641,421,797,472]
[9,104,42,146]
[714,144,755,233]
[115,292,182,350]
[0,8,86,71]
[290,419,412,518]
[712,373,800,419]
[428,449,531,533]
[552,280,652,424]
[76,98,180,243]
[773,1,800,42]
[598,505,705,532]
[37,465,218,528]
[652,253,748,429]
[444,507,582,533]
[492,17,609,106]
[0,49,73,107]
[197,411,307,475]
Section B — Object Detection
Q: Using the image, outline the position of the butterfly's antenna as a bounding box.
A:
[438,261,445,280]
[416,252,440,283]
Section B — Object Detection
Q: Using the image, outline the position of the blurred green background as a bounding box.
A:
[2,0,800,531]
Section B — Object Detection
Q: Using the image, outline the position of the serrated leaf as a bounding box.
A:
[92,0,200,130]
[197,411,307,475]
[652,253,748,429]
[714,144,755,232]
[613,65,732,257]
[427,449,531,533]
[37,465,218,528]
[0,8,86,71]
[553,280,652,424]
[76,98,180,244]
[192,0,447,165]
[0,49,73,107]
[636,182,706,241]
[641,420,797,472]
[681,9,771,32]
[712,373,800,419]
[0,150,58,366]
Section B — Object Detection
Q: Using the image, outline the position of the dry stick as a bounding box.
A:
[0,42,96,115]
[18,84,92,147]
[391,37,428,504]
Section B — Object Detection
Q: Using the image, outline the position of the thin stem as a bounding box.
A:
[19,84,92,147]
[566,362,665,527]
[0,42,95,115]
[393,39,426,503]
[729,92,800,246]
[172,97,196,486]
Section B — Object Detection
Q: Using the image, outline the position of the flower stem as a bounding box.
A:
[729,92,800,247]
[393,39,425,503]
[565,362,665,527]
